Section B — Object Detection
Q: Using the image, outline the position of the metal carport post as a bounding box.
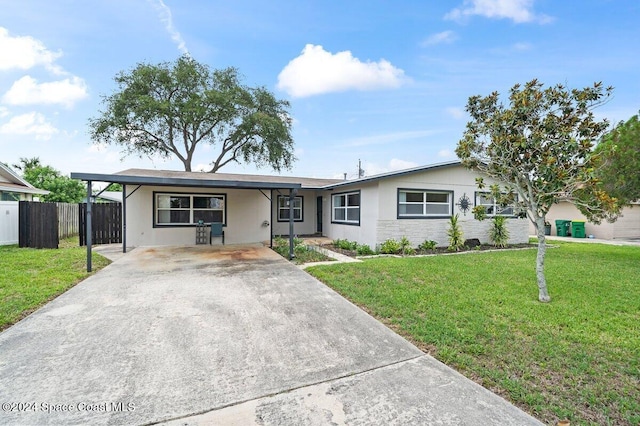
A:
[85,180,92,272]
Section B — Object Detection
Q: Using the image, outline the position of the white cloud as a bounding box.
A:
[0,27,63,73]
[421,31,458,46]
[512,42,533,51]
[438,149,456,159]
[193,164,209,172]
[0,112,59,140]
[277,44,405,98]
[147,0,189,55]
[362,159,419,177]
[0,106,9,118]
[445,0,553,24]
[2,75,88,108]
[343,130,437,147]
[445,107,465,119]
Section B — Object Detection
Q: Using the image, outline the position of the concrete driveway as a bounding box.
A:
[0,245,541,425]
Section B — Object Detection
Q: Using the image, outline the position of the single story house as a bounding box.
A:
[0,162,49,201]
[72,161,530,269]
[532,201,640,240]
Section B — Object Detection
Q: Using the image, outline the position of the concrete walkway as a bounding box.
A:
[0,245,541,425]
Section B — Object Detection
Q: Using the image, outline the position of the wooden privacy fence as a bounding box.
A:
[79,203,122,246]
[56,202,79,239]
[19,201,59,249]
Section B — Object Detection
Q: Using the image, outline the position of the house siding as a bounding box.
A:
[126,186,271,246]
[322,164,529,248]
[533,201,640,240]
[321,183,379,248]
[271,190,317,236]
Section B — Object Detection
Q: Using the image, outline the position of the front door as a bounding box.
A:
[316,196,323,233]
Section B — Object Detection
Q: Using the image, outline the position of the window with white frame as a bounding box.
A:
[277,195,303,222]
[332,191,360,225]
[155,193,225,226]
[475,192,516,216]
[398,189,452,218]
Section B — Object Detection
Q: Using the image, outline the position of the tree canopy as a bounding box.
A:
[13,157,85,203]
[455,79,620,302]
[594,112,640,205]
[88,56,295,172]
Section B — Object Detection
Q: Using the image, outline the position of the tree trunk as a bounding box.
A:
[534,216,551,302]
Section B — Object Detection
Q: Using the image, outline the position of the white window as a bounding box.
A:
[398,190,452,218]
[475,192,516,216]
[332,191,360,225]
[277,195,303,222]
[155,193,225,226]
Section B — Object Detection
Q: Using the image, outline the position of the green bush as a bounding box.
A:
[399,236,415,255]
[490,215,510,248]
[272,236,333,264]
[379,239,401,254]
[418,240,438,251]
[447,214,465,252]
[356,244,376,255]
[333,239,358,251]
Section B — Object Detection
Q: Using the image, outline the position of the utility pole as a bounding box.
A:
[358,159,365,178]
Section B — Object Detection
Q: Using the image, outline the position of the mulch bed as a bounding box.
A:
[323,243,537,258]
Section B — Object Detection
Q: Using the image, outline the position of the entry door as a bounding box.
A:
[316,196,323,233]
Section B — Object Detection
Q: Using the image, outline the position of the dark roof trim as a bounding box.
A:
[70,172,302,190]
[320,160,462,189]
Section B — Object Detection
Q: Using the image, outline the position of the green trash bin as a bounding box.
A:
[555,220,571,237]
[572,220,586,238]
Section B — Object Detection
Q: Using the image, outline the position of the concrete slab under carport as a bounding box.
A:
[0,245,541,425]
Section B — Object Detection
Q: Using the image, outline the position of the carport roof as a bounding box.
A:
[71,168,342,190]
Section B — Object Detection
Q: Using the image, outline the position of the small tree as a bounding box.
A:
[89,55,295,173]
[594,112,640,206]
[456,80,620,302]
[13,157,85,203]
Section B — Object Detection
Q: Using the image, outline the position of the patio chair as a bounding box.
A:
[210,222,225,245]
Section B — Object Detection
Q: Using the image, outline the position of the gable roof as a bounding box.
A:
[71,161,464,191]
[0,163,50,195]
[320,160,463,189]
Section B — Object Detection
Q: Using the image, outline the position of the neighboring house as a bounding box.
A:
[0,162,50,245]
[72,161,530,250]
[531,201,640,240]
[0,162,49,201]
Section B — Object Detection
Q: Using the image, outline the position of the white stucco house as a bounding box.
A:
[531,201,640,240]
[0,163,50,245]
[72,161,530,257]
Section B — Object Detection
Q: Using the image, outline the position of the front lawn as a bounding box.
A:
[0,238,110,330]
[306,242,640,425]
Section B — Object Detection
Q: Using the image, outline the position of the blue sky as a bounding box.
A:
[1,0,639,180]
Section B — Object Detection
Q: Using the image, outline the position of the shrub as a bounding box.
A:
[356,244,376,255]
[380,238,401,254]
[447,214,465,252]
[399,236,415,255]
[333,239,358,251]
[490,215,510,248]
[418,240,437,251]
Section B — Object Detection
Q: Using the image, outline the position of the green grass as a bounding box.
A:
[0,237,110,330]
[307,242,640,425]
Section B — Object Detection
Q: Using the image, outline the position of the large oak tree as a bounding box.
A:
[89,56,295,172]
[456,80,621,302]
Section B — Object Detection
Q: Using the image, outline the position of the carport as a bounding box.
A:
[70,170,302,271]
